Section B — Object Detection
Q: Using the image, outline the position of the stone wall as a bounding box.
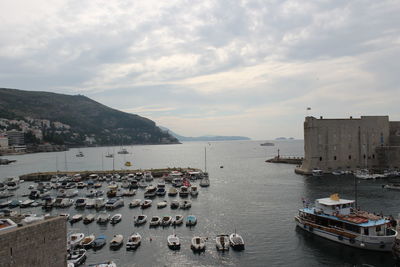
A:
[0,217,67,267]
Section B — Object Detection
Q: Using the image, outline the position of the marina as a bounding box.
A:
[1,141,400,266]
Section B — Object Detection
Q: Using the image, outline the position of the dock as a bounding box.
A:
[19,167,202,181]
[266,156,303,164]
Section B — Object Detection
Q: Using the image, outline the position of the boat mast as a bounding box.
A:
[354,175,358,209]
[204,147,207,173]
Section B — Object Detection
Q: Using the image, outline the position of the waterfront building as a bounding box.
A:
[0,135,9,151]
[0,216,66,266]
[296,116,400,174]
[7,130,25,146]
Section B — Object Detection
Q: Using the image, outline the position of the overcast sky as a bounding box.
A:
[1,0,399,139]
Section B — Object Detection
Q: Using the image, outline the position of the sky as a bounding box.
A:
[1,0,399,140]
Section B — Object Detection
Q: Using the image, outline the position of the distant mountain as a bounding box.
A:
[275,137,296,140]
[0,88,179,146]
[159,126,250,141]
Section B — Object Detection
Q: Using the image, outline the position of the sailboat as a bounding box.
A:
[105,147,114,158]
[76,150,84,157]
[118,148,129,154]
[200,146,210,187]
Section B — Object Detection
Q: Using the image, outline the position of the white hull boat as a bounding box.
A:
[191,236,206,252]
[134,215,147,225]
[229,233,245,250]
[216,234,229,251]
[172,215,184,226]
[149,216,161,226]
[167,234,181,250]
[126,233,141,250]
[129,199,141,208]
[110,234,124,249]
[161,216,172,226]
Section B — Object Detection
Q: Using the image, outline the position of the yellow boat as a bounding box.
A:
[125,161,132,167]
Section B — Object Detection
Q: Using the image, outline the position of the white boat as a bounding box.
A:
[383,183,400,190]
[295,193,397,251]
[161,216,172,226]
[180,200,192,209]
[76,151,84,158]
[216,234,229,251]
[129,199,141,208]
[20,199,34,208]
[80,234,95,248]
[126,233,141,250]
[332,170,345,176]
[67,248,86,266]
[97,212,110,224]
[83,214,96,224]
[185,215,197,226]
[140,199,152,209]
[190,186,198,197]
[66,189,79,198]
[168,187,178,196]
[149,216,161,226]
[229,233,245,250]
[144,172,153,181]
[123,189,136,196]
[134,215,147,225]
[170,200,180,209]
[90,261,117,267]
[105,197,124,210]
[110,214,122,224]
[311,169,323,177]
[172,215,184,226]
[167,234,181,250]
[144,185,157,198]
[179,186,189,197]
[85,199,96,209]
[191,236,206,251]
[138,179,147,188]
[118,148,129,154]
[70,214,83,223]
[59,213,70,220]
[157,200,167,209]
[0,182,8,191]
[60,198,74,208]
[94,198,106,209]
[75,198,87,208]
[110,234,124,249]
[68,233,85,248]
[199,178,210,187]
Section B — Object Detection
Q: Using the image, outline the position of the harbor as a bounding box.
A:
[1,140,400,266]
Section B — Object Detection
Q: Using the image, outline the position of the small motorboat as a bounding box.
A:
[168,187,178,196]
[68,233,85,248]
[170,200,180,209]
[60,198,74,208]
[185,215,197,226]
[67,248,86,266]
[199,178,210,187]
[92,235,107,250]
[59,213,70,220]
[172,215,184,226]
[215,234,229,251]
[124,189,136,196]
[105,197,124,210]
[97,212,110,224]
[80,234,95,248]
[94,198,106,209]
[144,185,157,198]
[109,234,124,249]
[156,187,166,196]
[229,233,245,250]
[126,233,141,250]
[70,214,83,224]
[134,215,147,225]
[190,186,199,197]
[140,199,152,209]
[129,199,141,208]
[161,216,172,226]
[91,261,117,267]
[179,186,189,197]
[85,199,96,209]
[191,236,206,252]
[180,200,192,209]
[157,200,167,209]
[75,198,88,208]
[384,183,400,190]
[149,216,161,227]
[83,214,96,224]
[167,234,181,250]
[20,199,34,208]
[110,214,122,225]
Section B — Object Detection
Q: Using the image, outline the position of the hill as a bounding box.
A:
[0,88,179,146]
[159,126,251,142]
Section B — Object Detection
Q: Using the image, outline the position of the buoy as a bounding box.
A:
[150,237,152,242]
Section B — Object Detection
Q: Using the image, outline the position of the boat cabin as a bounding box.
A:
[314,194,354,216]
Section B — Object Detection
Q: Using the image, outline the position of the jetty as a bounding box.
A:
[265,150,303,165]
[19,167,202,181]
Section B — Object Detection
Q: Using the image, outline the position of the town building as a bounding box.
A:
[296,116,400,174]
[6,130,25,146]
[0,135,9,151]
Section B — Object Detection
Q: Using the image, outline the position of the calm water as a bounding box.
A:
[1,140,399,267]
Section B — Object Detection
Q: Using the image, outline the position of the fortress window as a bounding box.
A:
[363,154,366,159]
[348,155,352,160]
[319,157,322,161]
[372,154,375,159]
[334,156,337,160]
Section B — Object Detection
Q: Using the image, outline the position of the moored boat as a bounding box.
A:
[83,214,96,224]
[167,234,181,250]
[129,199,141,208]
[172,215,184,226]
[185,215,197,226]
[161,216,172,226]
[140,199,152,209]
[149,216,161,227]
[157,200,167,209]
[89,261,116,267]
[67,248,86,266]
[68,233,85,248]
[216,234,229,251]
[180,200,192,209]
[79,234,95,248]
[294,193,397,251]
[168,187,178,196]
[191,236,205,252]
[229,233,245,250]
[97,212,110,224]
[110,214,122,224]
[190,186,198,197]
[199,178,210,187]
[170,200,179,209]
[92,235,107,250]
[109,234,124,249]
[134,215,147,225]
[70,214,83,223]
[126,233,141,250]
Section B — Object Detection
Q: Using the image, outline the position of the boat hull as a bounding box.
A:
[295,216,395,252]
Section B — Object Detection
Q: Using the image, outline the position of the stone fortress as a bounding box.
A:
[296,116,400,174]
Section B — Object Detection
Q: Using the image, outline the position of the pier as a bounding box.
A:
[19,167,202,181]
[265,149,303,165]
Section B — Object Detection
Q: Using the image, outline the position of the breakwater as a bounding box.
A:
[265,156,303,164]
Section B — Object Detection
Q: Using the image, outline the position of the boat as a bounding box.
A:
[97,212,110,224]
[123,189,136,196]
[332,170,345,176]
[67,248,86,266]
[294,193,397,251]
[167,234,181,250]
[20,199,34,208]
[185,215,197,226]
[170,200,180,209]
[77,182,86,189]
[149,216,161,227]
[59,213,70,220]
[172,177,183,188]
[172,215,184,226]
[134,215,147,225]
[79,234,95,248]
[260,142,275,146]
[180,200,192,209]
[156,187,166,196]
[118,148,129,154]
[68,233,85,248]
[105,152,114,158]
[216,234,229,251]
[179,186,189,197]
[8,199,21,208]
[76,151,84,157]
[110,234,124,249]
[129,199,141,208]
[70,214,83,223]
[157,200,167,209]
[191,236,206,251]
[42,197,55,210]
[140,199,152,209]
[75,198,87,208]
[105,197,124,210]
[89,261,116,267]
[92,235,107,250]
[383,183,400,190]
[144,185,157,198]
[29,190,40,200]
[85,198,96,209]
[161,216,172,226]
[199,178,210,187]
[60,198,74,208]
[168,187,178,196]
[138,179,147,189]
[311,169,324,177]
[125,161,132,167]
[190,186,198,197]
[229,233,245,250]
[94,198,106,209]
[144,172,153,181]
[110,214,122,224]
[126,233,141,250]
[0,182,7,191]
[83,214,96,224]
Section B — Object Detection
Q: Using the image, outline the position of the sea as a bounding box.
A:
[1,140,399,267]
